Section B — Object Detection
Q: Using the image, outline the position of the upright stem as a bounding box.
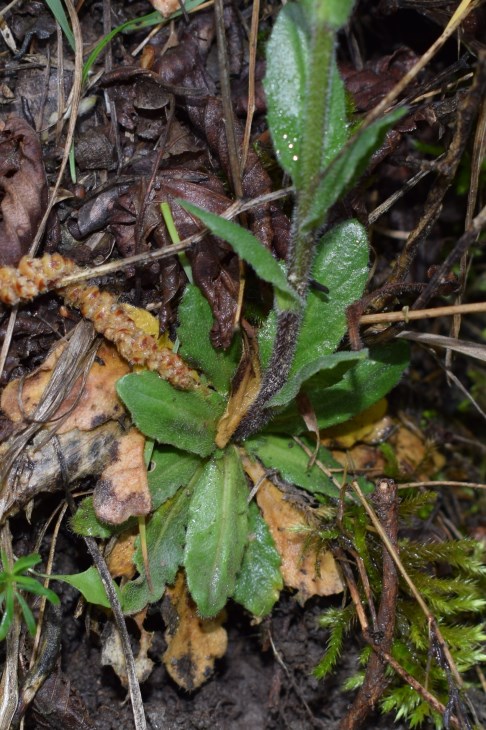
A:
[235,18,337,439]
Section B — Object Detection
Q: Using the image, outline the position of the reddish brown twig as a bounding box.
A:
[340,479,399,730]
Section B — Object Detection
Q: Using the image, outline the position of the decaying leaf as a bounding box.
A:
[0,116,48,265]
[101,620,154,687]
[249,464,343,602]
[162,572,227,691]
[0,421,123,526]
[215,325,261,448]
[106,530,138,579]
[321,399,392,449]
[0,335,150,526]
[390,423,445,479]
[1,342,129,431]
[94,428,151,525]
[144,0,180,18]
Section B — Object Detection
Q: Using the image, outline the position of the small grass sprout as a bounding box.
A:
[0,551,60,641]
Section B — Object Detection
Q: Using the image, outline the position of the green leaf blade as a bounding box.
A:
[121,480,194,614]
[184,447,249,617]
[117,371,224,456]
[52,567,113,608]
[44,0,75,50]
[148,445,201,509]
[71,497,129,538]
[265,220,369,408]
[245,434,340,498]
[270,341,410,434]
[177,284,241,395]
[304,108,407,231]
[179,202,300,303]
[264,3,309,182]
[233,502,283,617]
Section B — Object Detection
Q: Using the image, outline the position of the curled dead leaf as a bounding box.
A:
[94,428,151,525]
[106,530,138,580]
[162,571,227,691]
[1,342,130,431]
[101,620,154,687]
[215,324,261,448]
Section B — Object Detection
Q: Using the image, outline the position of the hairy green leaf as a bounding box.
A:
[184,447,248,617]
[148,445,201,509]
[270,351,366,409]
[264,3,308,180]
[245,434,340,498]
[179,202,300,303]
[303,0,355,28]
[233,502,283,617]
[121,478,196,614]
[117,371,224,456]
[177,284,241,394]
[265,3,348,190]
[260,221,369,408]
[303,108,407,231]
[71,497,129,538]
[270,342,409,433]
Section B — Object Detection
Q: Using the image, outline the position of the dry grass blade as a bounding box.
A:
[361,301,486,325]
[396,330,486,364]
[240,0,260,175]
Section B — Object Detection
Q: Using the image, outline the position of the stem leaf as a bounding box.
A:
[179,202,301,303]
[303,108,407,231]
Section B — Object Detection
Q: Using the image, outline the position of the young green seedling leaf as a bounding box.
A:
[177,284,241,395]
[233,502,283,617]
[117,371,225,457]
[51,567,113,609]
[184,447,248,617]
[179,202,301,304]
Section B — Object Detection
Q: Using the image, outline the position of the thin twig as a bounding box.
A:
[55,186,294,286]
[350,480,463,689]
[214,0,243,199]
[240,0,259,175]
[360,300,486,325]
[399,481,486,490]
[0,0,83,383]
[55,442,147,730]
